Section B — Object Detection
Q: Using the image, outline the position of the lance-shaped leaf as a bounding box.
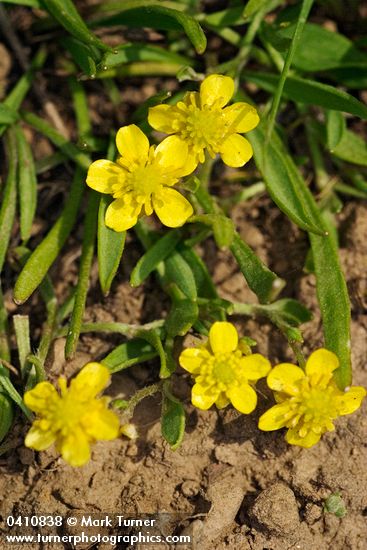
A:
[101,338,157,373]
[15,125,38,242]
[161,385,185,450]
[98,197,126,295]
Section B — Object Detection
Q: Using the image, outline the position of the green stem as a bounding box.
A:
[120,382,162,424]
[58,319,165,338]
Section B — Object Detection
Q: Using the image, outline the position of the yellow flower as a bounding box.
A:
[148,74,259,168]
[179,321,270,414]
[86,124,195,231]
[259,349,366,448]
[24,363,120,467]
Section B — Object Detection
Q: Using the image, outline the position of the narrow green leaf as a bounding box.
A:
[14,125,38,242]
[230,233,284,304]
[0,286,10,362]
[0,104,19,125]
[65,191,99,359]
[130,230,181,288]
[1,0,41,6]
[61,37,97,77]
[98,197,126,295]
[101,338,157,373]
[163,251,197,300]
[161,390,185,450]
[0,129,17,272]
[0,393,14,443]
[21,111,90,170]
[92,4,207,54]
[326,110,346,151]
[265,298,313,326]
[204,6,244,26]
[249,124,325,235]
[243,0,269,19]
[136,329,169,379]
[14,167,85,304]
[98,43,190,71]
[244,72,367,120]
[179,246,218,299]
[212,215,235,248]
[68,77,92,137]
[41,0,110,55]
[13,315,31,379]
[165,299,198,338]
[0,364,32,420]
[329,130,367,167]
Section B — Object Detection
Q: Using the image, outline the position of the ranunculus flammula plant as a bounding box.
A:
[179,321,271,413]
[86,125,195,231]
[24,363,120,466]
[259,349,366,448]
[149,74,260,167]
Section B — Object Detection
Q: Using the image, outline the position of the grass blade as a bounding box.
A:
[0,129,18,272]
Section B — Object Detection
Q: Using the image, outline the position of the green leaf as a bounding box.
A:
[248,124,325,235]
[326,110,346,151]
[14,167,85,304]
[163,250,197,300]
[179,246,218,299]
[161,389,185,450]
[0,364,32,420]
[136,329,168,379]
[0,129,17,272]
[244,72,367,120]
[61,37,97,77]
[92,4,207,54]
[130,230,181,288]
[165,299,199,338]
[14,125,38,242]
[230,233,285,304]
[243,0,270,19]
[98,197,126,295]
[0,104,19,125]
[13,315,31,379]
[101,338,157,373]
[65,191,99,359]
[40,0,110,56]
[265,298,313,326]
[98,43,191,71]
[1,0,41,6]
[329,130,367,167]
[0,285,10,362]
[204,6,244,27]
[0,393,14,444]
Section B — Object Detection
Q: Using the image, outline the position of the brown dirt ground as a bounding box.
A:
[0,196,366,550]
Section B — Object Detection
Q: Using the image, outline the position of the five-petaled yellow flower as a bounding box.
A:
[259,349,366,448]
[86,124,195,231]
[24,363,120,466]
[179,321,270,414]
[148,74,259,168]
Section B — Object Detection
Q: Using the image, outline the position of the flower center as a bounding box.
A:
[286,383,338,436]
[126,164,162,200]
[197,350,245,392]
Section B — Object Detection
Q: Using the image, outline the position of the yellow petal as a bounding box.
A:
[116,124,149,166]
[215,392,230,409]
[148,104,176,133]
[240,354,271,381]
[222,102,260,134]
[70,363,111,399]
[336,386,366,415]
[179,347,209,374]
[152,187,193,227]
[58,429,91,467]
[24,381,59,413]
[226,383,257,414]
[191,383,218,410]
[258,403,292,431]
[209,321,238,354]
[200,74,234,108]
[84,407,120,440]
[267,364,305,395]
[305,348,339,386]
[86,159,124,194]
[25,422,57,450]
[285,427,322,448]
[219,134,253,167]
[105,198,141,231]
[154,135,198,177]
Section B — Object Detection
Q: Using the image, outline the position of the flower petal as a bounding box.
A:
[84,406,120,440]
[336,386,366,415]
[24,381,59,413]
[155,135,198,177]
[305,348,339,386]
[285,427,322,448]
[58,429,91,467]
[152,187,193,227]
[86,159,124,194]
[179,347,209,374]
[215,392,230,409]
[116,124,149,166]
[267,364,305,395]
[105,198,141,231]
[219,134,253,167]
[191,383,218,410]
[209,321,238,354]
[223,102,260,133]
[25,422,57,451]
[226,383,257,414]
[148,104,176,133]
[200,74,234,108]
[70,363,111,400]
[240,354,271,381]
[258,403,292,431]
